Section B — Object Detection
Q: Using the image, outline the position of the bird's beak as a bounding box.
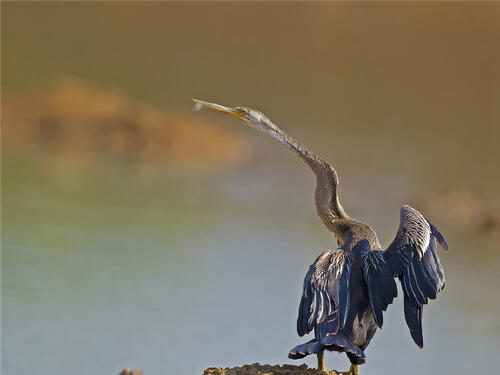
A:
[192,99,243,120]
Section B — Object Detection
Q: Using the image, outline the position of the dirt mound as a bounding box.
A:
[3,77,250,174]
[204,364,338,375]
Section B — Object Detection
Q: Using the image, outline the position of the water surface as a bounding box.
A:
[2,3,500,375]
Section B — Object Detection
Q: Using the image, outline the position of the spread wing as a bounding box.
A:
[383,205,448,348]
[297,249,352,337]
[359,241,398,329]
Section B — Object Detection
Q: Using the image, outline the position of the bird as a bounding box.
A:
[193,99,448,375]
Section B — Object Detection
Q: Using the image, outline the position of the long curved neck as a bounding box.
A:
[259,117,349,235]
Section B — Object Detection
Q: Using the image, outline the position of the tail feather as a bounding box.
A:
[289,333,365,364]
[288,339,322,359]
[320,334,366,362]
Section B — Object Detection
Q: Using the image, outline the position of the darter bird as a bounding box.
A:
[193,99,448,375]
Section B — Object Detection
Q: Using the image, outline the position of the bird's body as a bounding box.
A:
[289,220,381,368]
[194,100,448,375]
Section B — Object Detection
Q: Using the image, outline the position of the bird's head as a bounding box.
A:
[193,99,280,136]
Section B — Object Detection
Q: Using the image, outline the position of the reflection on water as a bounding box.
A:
[2,2,500,375]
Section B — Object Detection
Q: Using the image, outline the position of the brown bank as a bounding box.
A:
[3,77,250,175]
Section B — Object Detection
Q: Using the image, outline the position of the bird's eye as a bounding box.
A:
[234,107,247,115]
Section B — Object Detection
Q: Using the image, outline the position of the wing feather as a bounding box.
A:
[384,205,448,348]
[296,249,352,337]
[358,240,398,329]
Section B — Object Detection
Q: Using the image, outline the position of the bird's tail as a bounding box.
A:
[288,333,366,364]
[288,339,322,359]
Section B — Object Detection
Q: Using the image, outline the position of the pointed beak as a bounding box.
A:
[192,99,243,120]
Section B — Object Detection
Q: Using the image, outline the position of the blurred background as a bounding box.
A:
[2,2,499,375]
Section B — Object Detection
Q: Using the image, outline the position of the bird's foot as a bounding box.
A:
[333,364,359,375]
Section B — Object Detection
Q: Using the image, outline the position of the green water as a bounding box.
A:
[2,3,500,375]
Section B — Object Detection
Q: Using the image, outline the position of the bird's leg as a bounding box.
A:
[315,350,358,375]
[334,364,359,375]
[349,364,359,375]
[317,351,325,371]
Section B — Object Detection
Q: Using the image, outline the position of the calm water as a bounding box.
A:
[2,3,500,375]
